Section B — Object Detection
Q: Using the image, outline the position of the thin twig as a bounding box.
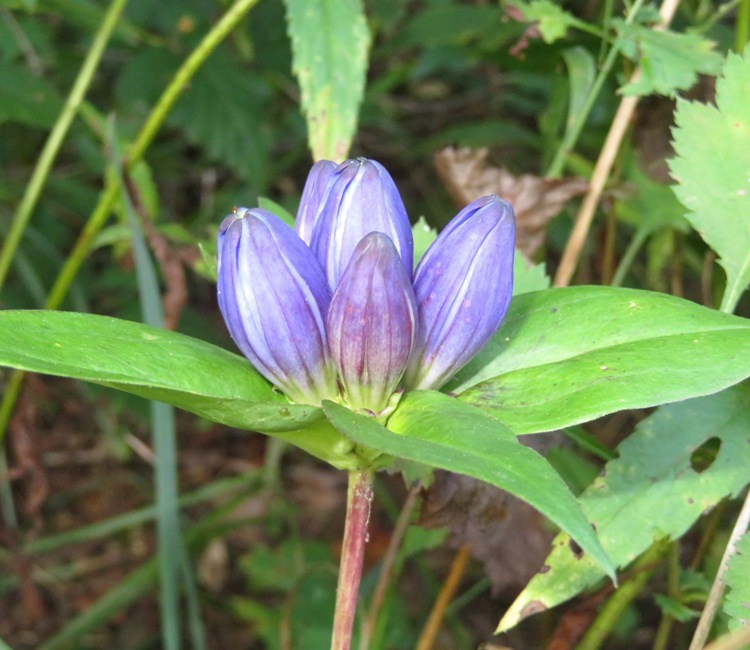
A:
[360,481,421,649]
[553,0,682,288]
[415,544,471,650]
[688,489,750,650]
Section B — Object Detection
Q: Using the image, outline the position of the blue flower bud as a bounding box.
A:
[217,207,339,405]
[327,232,418,413]
[310,158,413,291]
[294,159,337,245]
[403,195,515,391]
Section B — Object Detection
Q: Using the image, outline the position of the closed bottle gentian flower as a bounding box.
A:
[327,233,418,413]
[217,207,338,405]
[294,159,337,245]
[403,195,515,391]
[310,158,413,291]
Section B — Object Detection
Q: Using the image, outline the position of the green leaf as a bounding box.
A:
[724,531,750,629]
[412,216,437,266]
[668,46,750,312]
[0,311,363,467]
[510,0,580,44]
[323,393,616,579]
[498,384,750,632]
[513,255,550,295]
[615,23,723,96]
[285,0,370,161]
[447,287,750,434]
[562,46,596,140]
[0,63,62,127]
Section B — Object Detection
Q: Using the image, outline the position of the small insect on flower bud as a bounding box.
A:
[217,208,339,405]
[403,195,515,391]
[327,233,418,413]
[310,158,413,291]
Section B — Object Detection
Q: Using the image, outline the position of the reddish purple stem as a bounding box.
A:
[331,469,374,650]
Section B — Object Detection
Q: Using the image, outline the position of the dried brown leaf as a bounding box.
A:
[434,146,588,258]
[420,471,554,595]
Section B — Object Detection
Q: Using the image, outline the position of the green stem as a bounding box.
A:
[0,0,261,449]
[736,0,750,52]
[331,470,374,650]
[611,227,650,287]
[545,0,648,179]
[576,540,667,650]
[0,0,130,292]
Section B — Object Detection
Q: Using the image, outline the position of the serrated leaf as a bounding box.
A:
[724,531,750,629]
[170,51,272,192]
[615,22,722,96]
[668,46,750,311]
[498,384,750,632]
[0,311,365,468]
[322,393,615,578]
[285,0,369,161]
[513,255,550,295]
[511,0,579,43]
[446,287,750,434]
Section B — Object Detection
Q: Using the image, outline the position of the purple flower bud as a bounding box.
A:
[310,158,413,291]
[217,207,339,405]
[403,195,515,391]
[294,159,338,245]
[327,233,418,412]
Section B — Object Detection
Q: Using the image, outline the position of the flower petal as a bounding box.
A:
[217,207,338,404]
[403,195,515,391]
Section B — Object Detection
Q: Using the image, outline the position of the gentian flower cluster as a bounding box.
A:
[217,158,515,414]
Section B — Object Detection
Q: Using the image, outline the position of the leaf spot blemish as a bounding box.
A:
[141,332,160,341]
[569,539,584,559]
[520,600,548,619]
[600,365,608,371]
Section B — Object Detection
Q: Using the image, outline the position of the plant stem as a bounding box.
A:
[416,544,471,650]
[331,470,374,650]
[361,481,421,650]
[553,0,681,287]
[688,489,750,650]
[0,0,130,293]
[576,540,667,650]
[736,0,750,52]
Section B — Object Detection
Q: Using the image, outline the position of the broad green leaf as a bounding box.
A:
[116,48,272,193]
[615,23,722,96]
[562,47,596,140]
[285,0,370,161]
[446,287,750,434]
[323,393,616,579]
[668,46,750,312]
[498,384,750,632]
[724,531,750,629]
[510,0,580,44]
[0,63,62,127]
[0,311,364,467]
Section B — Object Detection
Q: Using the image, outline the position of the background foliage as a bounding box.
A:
[1,0,749,649]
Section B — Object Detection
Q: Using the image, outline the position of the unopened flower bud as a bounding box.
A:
[403,195,515,391]
[327,233,417,412]
[310,158,413,290]
[295,159,337,245]
[217,208,338,405]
